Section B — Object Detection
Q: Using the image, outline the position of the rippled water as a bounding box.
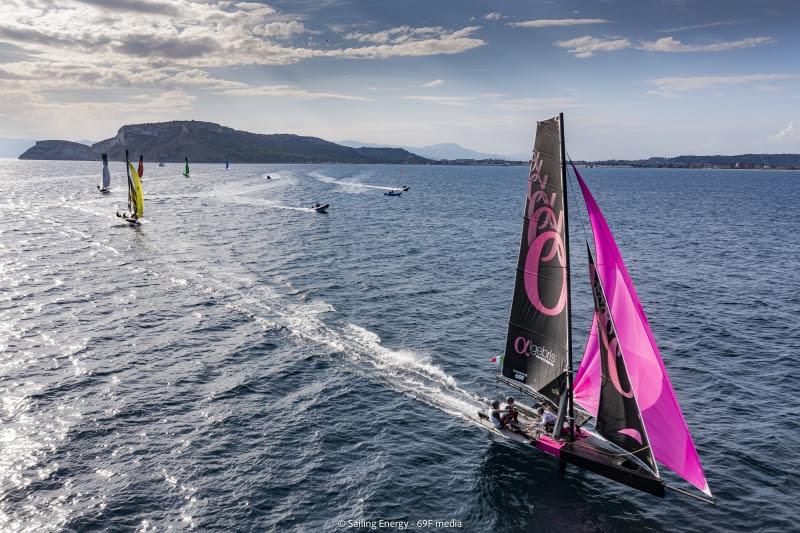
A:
[1,160,798,531]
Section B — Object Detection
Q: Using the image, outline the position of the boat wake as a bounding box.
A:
[311,172,403,193]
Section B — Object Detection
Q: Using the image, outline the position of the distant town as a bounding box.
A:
[576,154,800,170]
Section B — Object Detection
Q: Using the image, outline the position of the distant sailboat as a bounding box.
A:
[98,153,111,193]
[476,114,712,503]
[138,154,144,179]
[116,149,144,225]
[183,157,190,177]
[158,162,165,167]
[225,156,230,170]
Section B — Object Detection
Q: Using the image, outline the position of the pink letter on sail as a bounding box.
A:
[572,165,711,497]
[524,151,567,316]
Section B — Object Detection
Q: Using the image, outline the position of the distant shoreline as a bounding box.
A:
[16,121,800,169]
[8,159,800,170]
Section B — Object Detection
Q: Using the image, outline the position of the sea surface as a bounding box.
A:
[0,160,798,532]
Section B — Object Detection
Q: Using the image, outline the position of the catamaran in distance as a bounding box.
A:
[475,114,712,503]
[183,157,190,177]
[116,149,144,226]
[98,153,111,193]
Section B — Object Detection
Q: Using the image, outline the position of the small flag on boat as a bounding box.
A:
[489,355,504,365]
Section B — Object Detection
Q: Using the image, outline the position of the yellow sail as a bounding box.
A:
[128,162,144,218]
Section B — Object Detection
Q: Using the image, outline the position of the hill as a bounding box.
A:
[19,140,100,161]
[338,139,513,160]
[19,121,431,164]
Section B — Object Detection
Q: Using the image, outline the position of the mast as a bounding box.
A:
[558,112,575,441]
[125,149,132,213]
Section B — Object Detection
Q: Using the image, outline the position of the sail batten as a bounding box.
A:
[571,162,710,496]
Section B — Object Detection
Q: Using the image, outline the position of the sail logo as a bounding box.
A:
[590,262,634,399]
[524,151,567,316]
[514,336,557,366]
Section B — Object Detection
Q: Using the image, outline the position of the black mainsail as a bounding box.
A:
[500,116,570,410]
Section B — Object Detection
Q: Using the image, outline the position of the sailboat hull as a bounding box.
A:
[474,405,664,497]
[116,212,140,225]
[559,438,665,497]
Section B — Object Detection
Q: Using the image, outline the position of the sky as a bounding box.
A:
[0,0,798,159]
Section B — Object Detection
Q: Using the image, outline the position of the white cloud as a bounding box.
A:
[493,97,579,111]
[656,21,734,33]
[771,120,798,141]
[649,74,800,94]
[509,18,608,28]
[639,36,773,53]
[346,25,451,44]
[0,1,485,90]
[555,36,631,58]
[219,84,371,101]
[258,21,309,39]
[423,79,444,88]
[485,12,505,21]
[401,95,475,106]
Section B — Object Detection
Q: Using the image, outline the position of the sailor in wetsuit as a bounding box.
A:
[535,406,557,432]
[488,400,507,429]
[501,397,519,425]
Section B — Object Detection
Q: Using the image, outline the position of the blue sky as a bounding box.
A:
[0,0,798,158]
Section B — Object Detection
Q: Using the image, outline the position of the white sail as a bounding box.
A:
[100,154,111,190]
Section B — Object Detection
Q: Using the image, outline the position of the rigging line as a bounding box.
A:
[565,152,591,248]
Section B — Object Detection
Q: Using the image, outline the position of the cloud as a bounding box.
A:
[422,79,444,88]
[219,84,372,101]
[509,18,608,28]
[113,36,221,59]
[555,36,631,58]
[258,21,309,39]
[401,95,475,106]
[771,120,798,141]
[485,12,505,21]
[74,0,179,16]
[332,27,483,59]
[639,36,773,53]
[656,21,735,33]
[649,73,800,94]
[492,96,579,111]
[344,25,476,46]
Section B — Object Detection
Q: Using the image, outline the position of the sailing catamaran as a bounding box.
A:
[183,157,190,177]
[138,154,144,179]
[225,156,230,170]
[116,149,144,225]
[477,114,712,503]
[98,153,111,193]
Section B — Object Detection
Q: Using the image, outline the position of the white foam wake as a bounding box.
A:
[310,172,404,192]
